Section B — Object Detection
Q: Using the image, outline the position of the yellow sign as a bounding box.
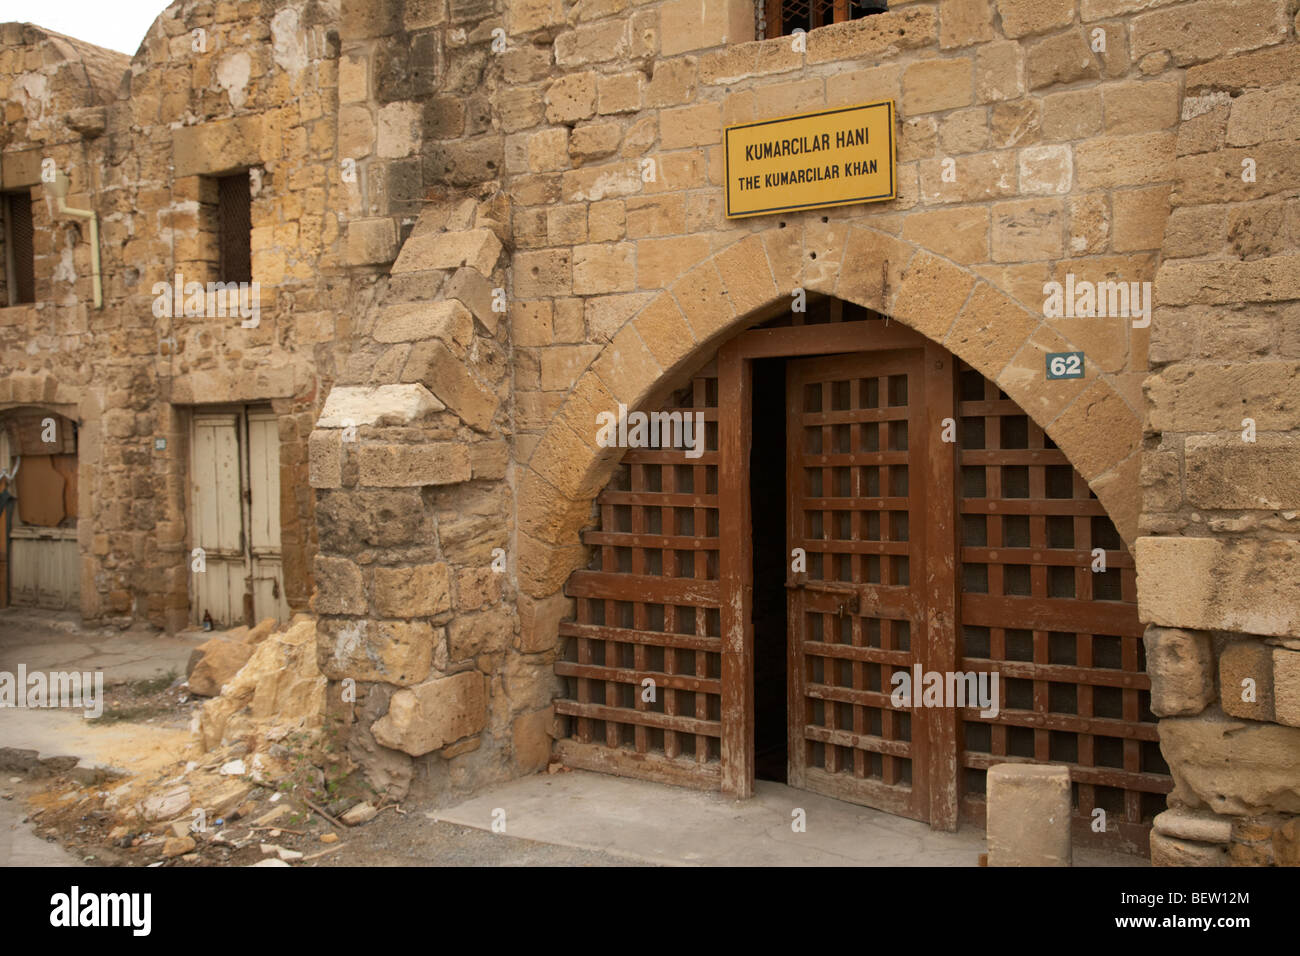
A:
[723,100,896,219]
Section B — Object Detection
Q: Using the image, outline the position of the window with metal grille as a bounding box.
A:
[3,190,36,306]
[216,171,252,285]
[763,0,888,38]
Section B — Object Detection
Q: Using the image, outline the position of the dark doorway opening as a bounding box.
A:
[751,357,788,783]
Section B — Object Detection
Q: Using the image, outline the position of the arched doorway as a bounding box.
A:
[553,300,1168,853]
[0,408,79,610]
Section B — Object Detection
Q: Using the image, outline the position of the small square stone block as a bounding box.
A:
[986,763,1072,866]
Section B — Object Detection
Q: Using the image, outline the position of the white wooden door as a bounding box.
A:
[190,406,286,627]
[246,410,289,622]
[191,412,246,627]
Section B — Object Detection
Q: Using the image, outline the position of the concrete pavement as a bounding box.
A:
[431,770,1145,867]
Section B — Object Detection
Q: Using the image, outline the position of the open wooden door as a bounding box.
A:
[785,344,957,825]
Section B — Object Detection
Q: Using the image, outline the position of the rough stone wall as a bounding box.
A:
[0,3,346,629]
[1138,37,1300,867]
[6,0,1300,857]
[0,23,128,617]
[310,0,542,802]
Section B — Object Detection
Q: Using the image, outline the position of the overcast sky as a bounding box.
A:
[0,0,170,56]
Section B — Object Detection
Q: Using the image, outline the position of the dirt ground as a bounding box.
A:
[0,608,639,867]
[8,772,641,867]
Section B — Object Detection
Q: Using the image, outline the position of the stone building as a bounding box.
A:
[1,0,1298,864]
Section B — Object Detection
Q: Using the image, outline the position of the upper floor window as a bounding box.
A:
[763,0,888,39]
[2,190,36,306]
[216,171,252,285]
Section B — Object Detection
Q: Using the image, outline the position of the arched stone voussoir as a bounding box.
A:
[522,223,1143,601]
[831,225,917,313]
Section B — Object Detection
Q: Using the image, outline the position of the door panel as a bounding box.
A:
[10,529,78,609]
[952,361,1169,849]
[786,349,934,822]
[247,410,289,621]
[191,413,245,627]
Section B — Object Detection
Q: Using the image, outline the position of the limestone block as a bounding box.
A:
[570,122,624,159]
[391,229,502,276]
[1026,31,1099,90]
[308,430,343,489]
[0,148,42,188]
[902,58,973,114]
[456,567,503,610]
[317,384,445,428]
[555,18,629,67]
[444,267,502,333]
[518,591,572,653]
[1185,435,1300,510]
[1153,808,1233,844]
[1137,537,1300,639]
[986,763,1072,866]
[400,341,499,432]
[318,618,434,686]
[371,671,487,756]
[997,0,1074,38]
[188,638,255,697]
[358,443,471,487]
[312,556,367,616]
[1018,144,1072,195]
[659,0,753,56]
[940,0,994,48]
[448,610,513,659]
[991,198,1064,261]
[544,71,597,123]
[172,115,264,177]
[1130,0,1287,66]
[1075,133,1176,188]
[345,218,399,266]
[373,300,474,345]
[1274,648,1300,728]
[1159,715,1300,814]
[372,563,452,618]
[1149,831,1231,866]
[1143,626,1216,717]
[598,72,644,114]
[1220,640,1275,721]
[1274,818,1300,866]
[806,7,935,63]
[513,707,554,772]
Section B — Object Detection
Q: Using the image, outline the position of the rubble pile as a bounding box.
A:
[26,617,391,866]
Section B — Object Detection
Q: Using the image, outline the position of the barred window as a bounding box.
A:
[2,190,36,306]
[763,0,888,39]
[216,171,252,285]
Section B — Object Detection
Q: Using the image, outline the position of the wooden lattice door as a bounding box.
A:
[952,360,1171,850]
[556,306,1168,851]
[555,364,725,788]
[785,344,955,824]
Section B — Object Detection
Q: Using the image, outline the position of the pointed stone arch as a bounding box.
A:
[516,220,1143,603]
